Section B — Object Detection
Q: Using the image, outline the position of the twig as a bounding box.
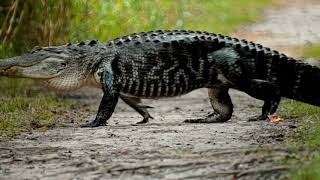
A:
[0,2,15,38]
[3,0,19,44]
[11,1,26,39]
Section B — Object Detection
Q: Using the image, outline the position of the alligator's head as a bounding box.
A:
[0,43,104,91]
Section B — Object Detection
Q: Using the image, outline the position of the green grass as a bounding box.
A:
[280,101,320,149]
[0,78,72,141]
[291,155,320,180]
[299,44,320,60]
[279,45,320,180]
[0,1,273,140]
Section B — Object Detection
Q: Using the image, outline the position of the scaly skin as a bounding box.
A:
[0,30,319,127]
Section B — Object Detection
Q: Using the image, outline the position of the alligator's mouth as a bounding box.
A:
[0,66,86,91]
[0,54,67,79]
[0,65,61,79]
[0,55,38,70]
[0,55,100,91]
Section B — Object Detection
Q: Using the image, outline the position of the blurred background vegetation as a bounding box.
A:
[0,0,271,137]
[0,0,271,56]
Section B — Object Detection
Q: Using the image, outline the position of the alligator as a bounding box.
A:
[0,30,319,127]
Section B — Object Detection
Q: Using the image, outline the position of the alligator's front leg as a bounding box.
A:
[81,70,120,127]
[81,93,119,127]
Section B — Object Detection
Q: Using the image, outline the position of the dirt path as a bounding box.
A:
[1,1,320,179]
[235,0,320,54]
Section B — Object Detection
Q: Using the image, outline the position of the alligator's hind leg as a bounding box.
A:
[185,86,233,123]
[245,79,281,121]
[120,95,153,124]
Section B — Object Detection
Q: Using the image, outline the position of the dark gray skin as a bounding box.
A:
[0,30,319,127]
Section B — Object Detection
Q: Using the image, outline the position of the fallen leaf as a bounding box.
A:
[269,115,285,122]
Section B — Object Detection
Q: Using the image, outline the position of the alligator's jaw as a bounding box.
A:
[0,70,88,92]
[0,66,83,91]
[0,65,101,91]
[0,55,39,71]
[0,68,23,77]
[0,66,60,79]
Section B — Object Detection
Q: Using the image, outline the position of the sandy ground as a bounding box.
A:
[1,1,320,179]
[0,89,294,180]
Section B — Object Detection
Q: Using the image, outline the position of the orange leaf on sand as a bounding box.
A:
[269,115,285,122]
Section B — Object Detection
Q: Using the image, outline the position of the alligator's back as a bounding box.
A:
[106,30,220,98]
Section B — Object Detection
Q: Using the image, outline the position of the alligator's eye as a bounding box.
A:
[31,46,42,53]
[61,62,67,67]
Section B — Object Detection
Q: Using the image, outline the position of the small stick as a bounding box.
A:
[3,0,19,44]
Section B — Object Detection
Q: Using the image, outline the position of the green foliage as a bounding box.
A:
[69,0,271,42]
[0,0,72,53]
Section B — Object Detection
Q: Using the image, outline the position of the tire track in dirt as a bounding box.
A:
[1,1,320,179]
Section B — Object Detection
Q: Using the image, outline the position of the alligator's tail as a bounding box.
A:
[280,58,320,106]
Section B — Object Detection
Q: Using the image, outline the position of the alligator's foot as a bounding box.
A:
[136,118,149,124]
[248,114,269,122]
[184,113,226,123]
[136,116,153,124]
[80,120,106,128]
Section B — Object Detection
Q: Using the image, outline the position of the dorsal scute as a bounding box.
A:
[104,30,278,58]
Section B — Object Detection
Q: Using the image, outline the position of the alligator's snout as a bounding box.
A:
[0,54,64,79]
[0,67,24,77]
[0,55,38,78]
[0,56,25,70]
